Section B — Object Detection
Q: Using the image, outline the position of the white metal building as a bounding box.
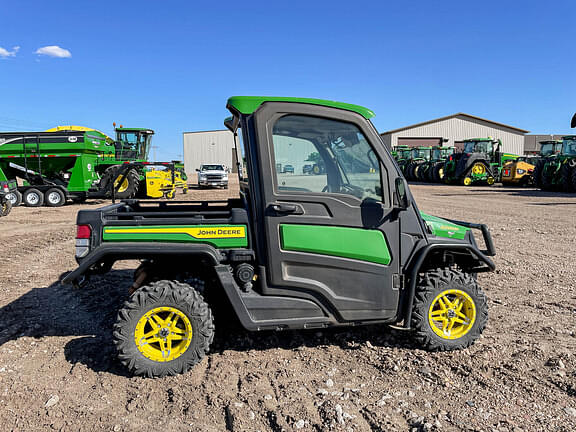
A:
[183,130,237,177]
[380,113,529,155]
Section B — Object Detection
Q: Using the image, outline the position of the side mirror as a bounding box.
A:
[394,177,409,210]
[571,113,576,128]
[196,168,200,172]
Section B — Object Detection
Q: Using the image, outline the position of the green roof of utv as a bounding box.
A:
[227,96,375,119]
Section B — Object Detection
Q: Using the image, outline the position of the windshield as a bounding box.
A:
[411,148,430,160]
[464,141,492,154]
[201,164,224,171]
[540,143,555,156]
[115,131,151,161]
[562,138,576,156]
[432,149,441,160]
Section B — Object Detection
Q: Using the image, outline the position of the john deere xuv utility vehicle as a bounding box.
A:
[443,138,518,186]
[63,97,495,377]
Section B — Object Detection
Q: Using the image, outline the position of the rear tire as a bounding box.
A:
[44,188,66,207]
[1,198,12,216]
[113,280,214,377]
[560,163,575,192]
[5,190,22,207]
[100,167,141,199]
[532,159,546,189]
[23,188,44,207]
[412,268,488,351]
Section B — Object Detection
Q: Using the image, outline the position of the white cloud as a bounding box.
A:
[0,46,20,58]
[35,45,71,58]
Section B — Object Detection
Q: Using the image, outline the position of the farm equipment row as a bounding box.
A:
[0,126,188,208]
[393,138,569,188]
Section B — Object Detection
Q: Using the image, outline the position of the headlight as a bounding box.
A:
[517,169,525,174]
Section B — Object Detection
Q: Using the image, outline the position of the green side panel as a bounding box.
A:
[67,155,100,192]
[279,224,391,265]
[102,225,248,248]
[420,212,469,240]
[227,96,376,119]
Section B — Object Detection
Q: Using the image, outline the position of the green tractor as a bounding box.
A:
[0,125,155,207]
[443,138,518,186]
[533,136,576,191]
[405,146,432,181]
[416,146,455,183]
[392,145,412,175]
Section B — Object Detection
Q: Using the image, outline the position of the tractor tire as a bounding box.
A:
[1,198,12,217]
[532,159,546,189]
[113,280,214,377]
[100,167,140,199]
[571,166,576,192]
[411,268,488,351]
[44,188,66,207]
[560,163,575,192]
[432,163,445,183]
[4,190,22,207]
[23,188,44,207]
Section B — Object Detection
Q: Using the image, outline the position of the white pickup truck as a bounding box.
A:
[196,163,229,189]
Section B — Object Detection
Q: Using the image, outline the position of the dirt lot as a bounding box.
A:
[0,179,575,431]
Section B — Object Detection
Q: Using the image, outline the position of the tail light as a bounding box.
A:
[75,225,92,258]
[77,225,91,239]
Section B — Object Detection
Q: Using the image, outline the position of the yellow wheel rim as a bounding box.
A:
[487,177,495,185]
[463,177,472,186]
[438,167,444,179]
[114,176,129,193]
[471,163,486,175]
[428,289,476,340]
[134,306,193,362]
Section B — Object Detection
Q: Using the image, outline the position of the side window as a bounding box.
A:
[271,115,384,201]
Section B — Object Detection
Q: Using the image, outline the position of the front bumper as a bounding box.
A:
[444,218,496,256]
[198,180,228,186]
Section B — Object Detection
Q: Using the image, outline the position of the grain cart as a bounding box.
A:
[534,136,576,191]
[62,96,495,377]
[0,126,155,206]
[417,146,455,183]
[443,138,518,186]
[405,146,432,181]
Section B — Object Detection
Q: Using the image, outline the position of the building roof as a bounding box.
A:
[382,113,529,135]
[227,96,375,119]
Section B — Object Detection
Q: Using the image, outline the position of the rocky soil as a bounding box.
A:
[0,179,575,431]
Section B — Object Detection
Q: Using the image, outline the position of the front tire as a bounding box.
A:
[411,268,488,351]
[1,198,12,216]
[113,280,214,377]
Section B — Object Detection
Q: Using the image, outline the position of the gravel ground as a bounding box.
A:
[0,179,575,431]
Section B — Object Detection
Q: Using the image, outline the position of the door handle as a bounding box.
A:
[269,203,303,215]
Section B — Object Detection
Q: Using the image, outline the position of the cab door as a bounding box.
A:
[252,102,402,322]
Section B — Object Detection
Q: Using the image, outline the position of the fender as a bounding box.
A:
[400,242,495,328]
[61,242,221,285]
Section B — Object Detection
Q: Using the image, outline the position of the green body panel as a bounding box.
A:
[420,212,469,239]
[279,224,391,265]
[227,96,375,119]
[102,225,248,248]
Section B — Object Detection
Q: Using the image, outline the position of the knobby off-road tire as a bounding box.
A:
[532,159,546,189]
[113,280,215,377]
[412,268,488,351]
[0,198,12,217]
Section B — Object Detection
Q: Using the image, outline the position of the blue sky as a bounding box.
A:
[1,0,575,160]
